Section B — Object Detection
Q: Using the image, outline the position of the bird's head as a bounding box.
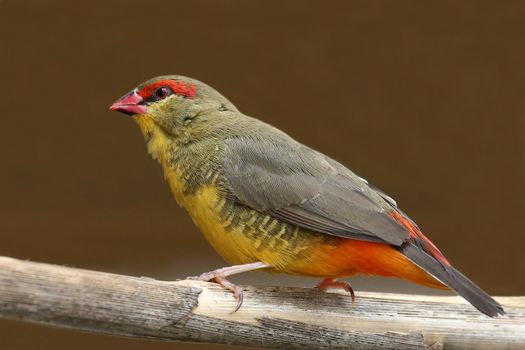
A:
[110,75,237,140]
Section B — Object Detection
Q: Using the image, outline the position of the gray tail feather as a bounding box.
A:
[400,243,505,317]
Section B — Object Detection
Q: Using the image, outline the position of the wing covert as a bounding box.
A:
[222,138,410,246]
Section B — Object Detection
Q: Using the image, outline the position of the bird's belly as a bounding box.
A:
[170,182,262,265]
[174,182,342,274]
[185,185,264,265]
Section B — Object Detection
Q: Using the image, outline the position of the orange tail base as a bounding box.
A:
[301,238,447,290]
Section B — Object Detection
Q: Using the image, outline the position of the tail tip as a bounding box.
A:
[484,303,506,317]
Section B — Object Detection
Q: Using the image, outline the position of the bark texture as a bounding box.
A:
[0,256,524,349]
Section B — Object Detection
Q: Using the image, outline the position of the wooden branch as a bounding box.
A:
[0,256,524,350]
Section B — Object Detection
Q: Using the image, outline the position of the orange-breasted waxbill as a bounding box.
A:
[110,75,504,317]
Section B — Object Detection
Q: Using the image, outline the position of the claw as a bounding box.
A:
[187,271,245,312]
[185,262,270,313]
[232,288,244,313]
[211,275,244,313]
[315,278,356,304]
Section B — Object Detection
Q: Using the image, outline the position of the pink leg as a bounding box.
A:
[188,262,270,312]
[315,278,356,303]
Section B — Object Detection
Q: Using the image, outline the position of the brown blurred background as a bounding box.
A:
[1,0,524,349]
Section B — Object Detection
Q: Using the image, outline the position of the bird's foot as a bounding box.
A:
[193,272,245,312]
[186,262,271,313]
[315,278,356,303]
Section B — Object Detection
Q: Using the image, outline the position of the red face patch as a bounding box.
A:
[138,80,197,100]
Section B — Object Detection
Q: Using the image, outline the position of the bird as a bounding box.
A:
[109,75,505,317]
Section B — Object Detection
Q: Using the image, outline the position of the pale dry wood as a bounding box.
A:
[0,256,524,350]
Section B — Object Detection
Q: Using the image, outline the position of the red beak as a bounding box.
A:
[109,91,147,116]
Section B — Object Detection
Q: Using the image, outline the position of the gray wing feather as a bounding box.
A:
[222,138,410,246]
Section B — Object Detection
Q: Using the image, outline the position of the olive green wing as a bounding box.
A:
[222,138,410,246]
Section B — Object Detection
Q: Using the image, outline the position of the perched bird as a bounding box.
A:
[110,75,504,317]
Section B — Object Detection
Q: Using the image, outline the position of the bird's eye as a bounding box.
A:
[155,87,171,100]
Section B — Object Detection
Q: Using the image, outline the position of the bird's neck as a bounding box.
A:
[133,115,174,164]
[133,114,224,206]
